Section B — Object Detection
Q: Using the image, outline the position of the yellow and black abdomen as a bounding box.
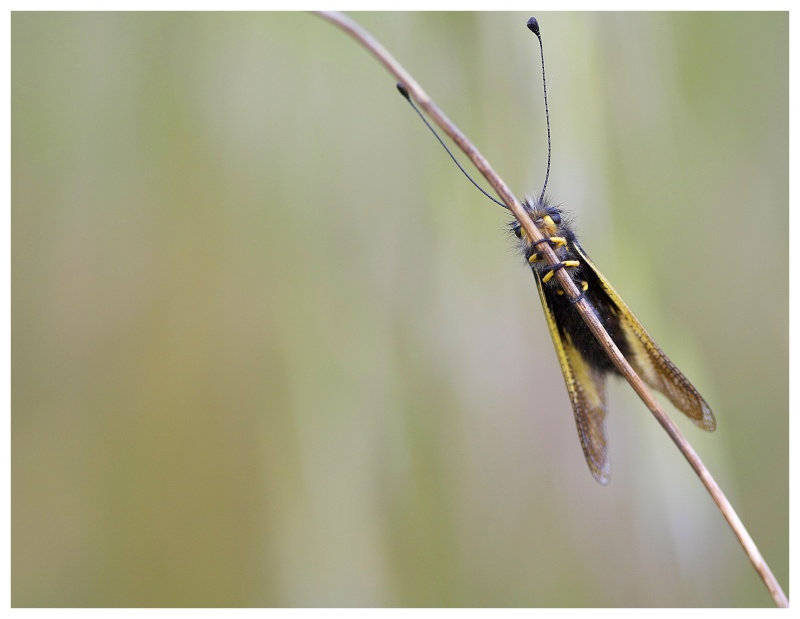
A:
[533,241,632,377]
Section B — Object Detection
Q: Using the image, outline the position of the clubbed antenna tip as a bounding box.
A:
[527,16,551,204]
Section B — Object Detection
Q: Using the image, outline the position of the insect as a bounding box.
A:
[510,196,715,483]
[399,17,716,484]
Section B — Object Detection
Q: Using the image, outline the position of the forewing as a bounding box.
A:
[574,244,716,431]
[534,273,612,484]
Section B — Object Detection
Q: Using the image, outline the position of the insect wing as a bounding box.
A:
[573,244,716,431]
[533,272,612,484]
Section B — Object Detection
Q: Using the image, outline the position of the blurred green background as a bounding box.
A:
[11,12,787,607]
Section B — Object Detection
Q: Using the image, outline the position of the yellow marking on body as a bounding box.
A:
[541,260,580,284]
[537,216,559,238]
[528,253,539,264]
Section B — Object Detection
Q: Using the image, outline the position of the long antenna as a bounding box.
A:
[396,83,508,210]
[527,17,551,204]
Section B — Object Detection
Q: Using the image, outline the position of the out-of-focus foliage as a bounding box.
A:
[12,12,787,607]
